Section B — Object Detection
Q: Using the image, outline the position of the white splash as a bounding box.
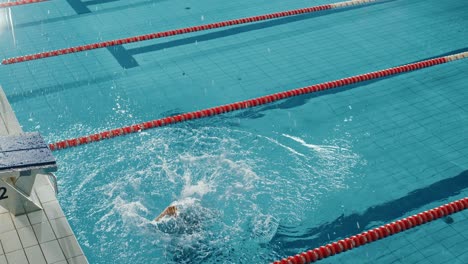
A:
[96,196,150,232]
[157,155,179,183]
[77,170,99,191]
[181,179,212,198]
[282,133,344,153]
[171,197,199,208]
[7,8,16,45]
[57,126,363,263]
[257,134,305,157]
[251,213,279,243]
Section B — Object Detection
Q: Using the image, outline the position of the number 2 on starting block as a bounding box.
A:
[0,187,8,200]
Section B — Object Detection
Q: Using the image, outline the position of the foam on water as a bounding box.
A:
[282,133,344,153]
[181,179,213,198]
[57,125,361,263]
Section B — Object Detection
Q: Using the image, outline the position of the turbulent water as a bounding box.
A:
[56,124,361,263]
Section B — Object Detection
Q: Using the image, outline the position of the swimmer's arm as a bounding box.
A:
[154,206,178,221]
[154,213,165,222]
[154,210,168,221]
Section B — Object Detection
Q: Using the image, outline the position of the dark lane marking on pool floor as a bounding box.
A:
[65,0,119,14]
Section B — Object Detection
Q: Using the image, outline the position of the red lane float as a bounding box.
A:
[1,0,379,64]
[0,0,48,8]
[272,197,468,264]
[47,51,468,151]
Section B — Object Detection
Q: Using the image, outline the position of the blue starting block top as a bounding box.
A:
[0,132,57,174]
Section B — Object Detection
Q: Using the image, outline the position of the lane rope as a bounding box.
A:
[1,0,379,65]
[0,0,48,8]
[272,197,468,264]
[48,52,468,151]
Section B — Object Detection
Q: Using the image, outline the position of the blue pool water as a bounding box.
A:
[0,0,467,263]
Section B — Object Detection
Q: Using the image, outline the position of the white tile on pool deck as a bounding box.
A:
[49,218,74,239]
[67,255,87,264]
[42,201,66,221]
[40,240,66,263]
[32,221,56,244]
[17,227,39,248]
[0,230,22,254]
[24,246,47,264]
[0,87,88,264]
[13,215,31,229]
[58,236,83,259]
[28,210,49,226]
[6,250,29,264]
[0,214,14,233]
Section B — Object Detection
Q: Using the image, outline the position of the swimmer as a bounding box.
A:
[154,205,178,221]
[152,199,213,235]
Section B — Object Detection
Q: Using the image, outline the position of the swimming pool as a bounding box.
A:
[0,0,467,263]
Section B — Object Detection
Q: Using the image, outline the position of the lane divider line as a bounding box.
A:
[272,197,468,264]
[2,0,379,65]
[0,0,48,8]
[47,51,468,151]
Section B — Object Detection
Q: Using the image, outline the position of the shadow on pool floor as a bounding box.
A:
[270,169,468,255]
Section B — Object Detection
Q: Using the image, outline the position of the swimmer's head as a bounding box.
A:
[154,205,178,222]
[166,205,177,217]
[152,199,216,235]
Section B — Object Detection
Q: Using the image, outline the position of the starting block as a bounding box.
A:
[0,132,57,215]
